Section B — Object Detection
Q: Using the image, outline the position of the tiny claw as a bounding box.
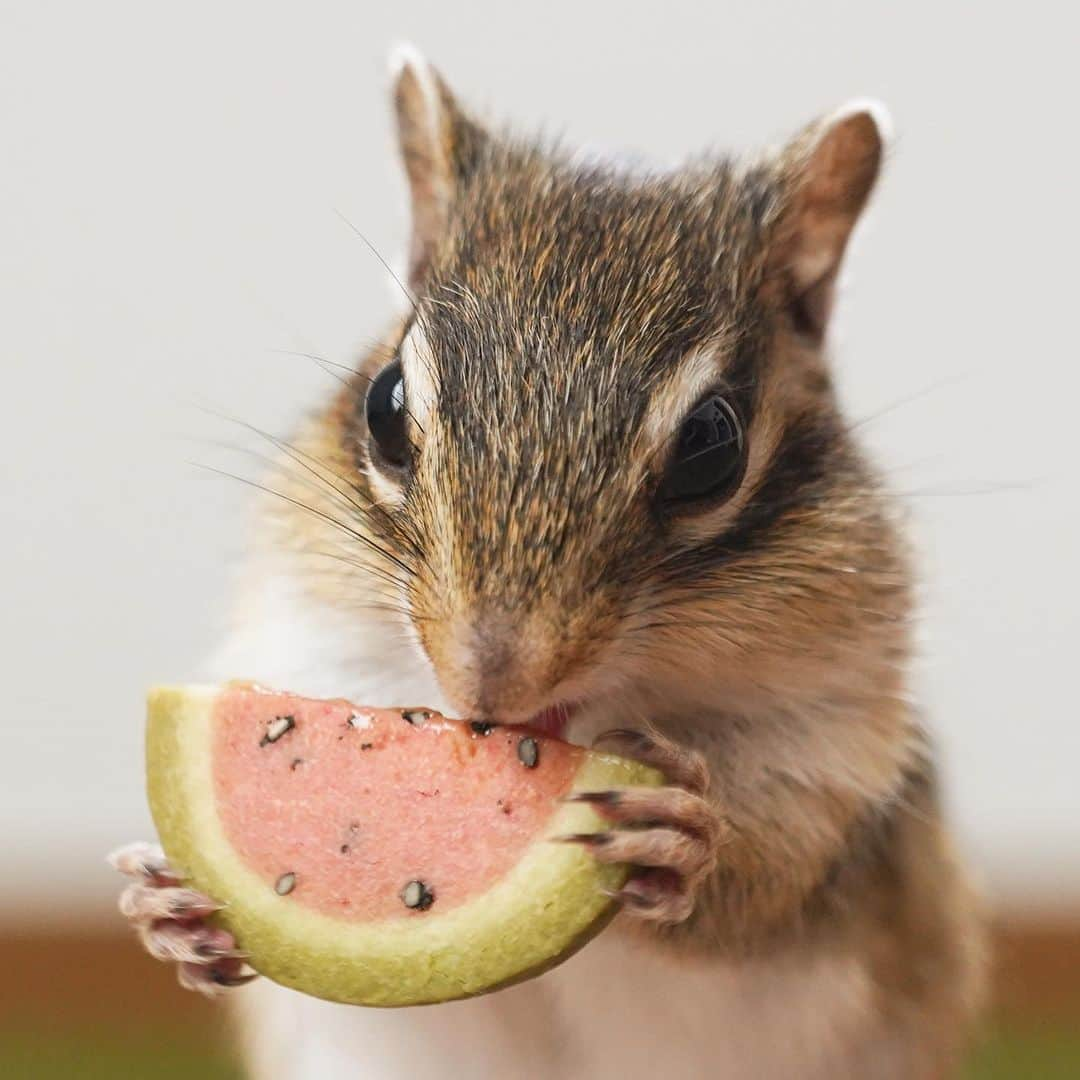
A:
[553,832,612,846]
[171,892,225,918]
[177,958,257,997]
[606,868,695,923]
[564,790,621,806]
[120,883,225,922]
[107,842,183,885]
[210,967,259,988]
[593,728,650,748]
[602,887,659,911]
[195,942,248,961]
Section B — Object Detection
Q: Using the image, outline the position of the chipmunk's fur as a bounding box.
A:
[117,51,985,1078]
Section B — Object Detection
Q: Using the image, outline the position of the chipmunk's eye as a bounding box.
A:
[365,359,411,470]
[659,394,745,506]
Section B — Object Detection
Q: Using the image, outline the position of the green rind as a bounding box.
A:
[146,685,663,1007]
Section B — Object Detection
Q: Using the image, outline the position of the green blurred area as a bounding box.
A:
[966,1026,1080,1080]
[2,1024,1079,1079]
[0,1028,241,1080]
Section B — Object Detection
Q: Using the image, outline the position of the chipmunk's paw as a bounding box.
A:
[108,842,255,997]
[561,731,724,924]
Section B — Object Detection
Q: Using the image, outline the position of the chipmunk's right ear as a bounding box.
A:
[389,45,487,286]
[765,102,890,341]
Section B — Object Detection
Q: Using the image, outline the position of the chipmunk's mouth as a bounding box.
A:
[521,703,576,741]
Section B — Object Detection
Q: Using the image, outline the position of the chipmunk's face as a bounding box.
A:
[296,58,908,732]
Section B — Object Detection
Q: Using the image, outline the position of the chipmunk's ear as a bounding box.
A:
[389,45,487,286]
[766,102,890,340]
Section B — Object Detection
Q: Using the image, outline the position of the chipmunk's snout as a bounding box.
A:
[421,608,595,724]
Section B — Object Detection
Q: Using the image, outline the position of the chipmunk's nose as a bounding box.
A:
[430,610,566,721]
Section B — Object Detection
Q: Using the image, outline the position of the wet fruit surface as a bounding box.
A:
[213,688,583,921]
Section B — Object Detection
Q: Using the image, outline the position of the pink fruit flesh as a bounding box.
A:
[212,687,583,920]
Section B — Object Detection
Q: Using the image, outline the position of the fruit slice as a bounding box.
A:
[146,684,662,1006]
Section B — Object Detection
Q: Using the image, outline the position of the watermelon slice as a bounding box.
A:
[146,684,662,1006]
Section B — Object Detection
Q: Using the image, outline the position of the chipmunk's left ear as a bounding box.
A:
[389,45,488,286]
[766,102,890,340]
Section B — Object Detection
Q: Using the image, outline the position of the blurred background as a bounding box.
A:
[2,1,1077,1076]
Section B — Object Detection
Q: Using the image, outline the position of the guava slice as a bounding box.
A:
[146,684,661,1006]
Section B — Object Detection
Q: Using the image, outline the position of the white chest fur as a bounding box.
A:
[232,933,874,1080]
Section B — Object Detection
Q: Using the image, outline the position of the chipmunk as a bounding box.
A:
[111,48,986,1079]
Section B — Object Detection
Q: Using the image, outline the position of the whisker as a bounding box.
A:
[333,208,418,313]
[845,373,973,436]
[270,346,427,437]
[194,405,378,518]
[191,462,414,577]
[306,548,411,595]
[185,437,377,527]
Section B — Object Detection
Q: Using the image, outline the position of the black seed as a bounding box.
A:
[401,879,434,910]
[290,758,304,771]
[259,714,295,747]
[340,844,350,855]
[517,737,540,769]
[275,872,297,895]
[470,721,496,736]
[360,742,373,750]
[401,710,432,726]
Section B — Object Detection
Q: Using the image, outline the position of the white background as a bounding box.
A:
[2,2,1077,925]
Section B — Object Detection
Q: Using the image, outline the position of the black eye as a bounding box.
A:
[365,359,411,470]
[659,394,745,506]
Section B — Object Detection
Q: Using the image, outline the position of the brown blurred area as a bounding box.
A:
[2,919,1078,1077]
[3,928,232,1039]
[1,925,242,1077]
